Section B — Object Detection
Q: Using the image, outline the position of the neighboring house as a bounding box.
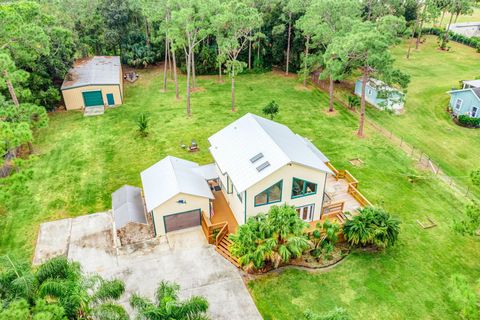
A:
[447,80,480,118]
[449,22,480,38]
[354,78,405,114]
[61,56,123,111]
[139,114,371,239]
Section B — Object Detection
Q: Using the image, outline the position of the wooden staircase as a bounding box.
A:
[215,236,240,268]
[335,212,348,224]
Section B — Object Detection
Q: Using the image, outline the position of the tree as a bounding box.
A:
[262,100,280,119]
[230,205,310,271]
[130,280,209,319]
[327,16,409,137]
[214,0,262,112]
[170,0,218,117]
[440,0,474,49]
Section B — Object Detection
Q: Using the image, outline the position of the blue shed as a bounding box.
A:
[354,78,405,114]
[447,81,480,118]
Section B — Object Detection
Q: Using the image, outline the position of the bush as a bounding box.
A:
[458,115,480,128]
[343,207,400,249]
[262,100,279,120]
[136,112,150,137]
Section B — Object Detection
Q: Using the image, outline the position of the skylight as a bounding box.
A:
[250,153,264,163]
[256,161,270,172]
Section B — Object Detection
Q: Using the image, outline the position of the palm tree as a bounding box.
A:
[230,205,310,271]
[130,280,209,320]
[343,207,400,249]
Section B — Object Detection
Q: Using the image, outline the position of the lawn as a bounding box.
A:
[0,69,479,319]
[363,35,480,195]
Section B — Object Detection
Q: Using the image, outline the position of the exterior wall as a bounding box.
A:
[354,80,404,113]
[62,84,122,110]
[449,90,480,118]
[151,193,210,236]
[219,163,328,225]
[216,164,245,225]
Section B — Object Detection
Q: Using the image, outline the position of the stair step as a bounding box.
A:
[215,247,240,268]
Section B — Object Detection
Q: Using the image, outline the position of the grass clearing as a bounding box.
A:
[0,68,479,319]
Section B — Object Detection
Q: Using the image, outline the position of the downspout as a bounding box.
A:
[151,211,157,237]
[320,174,328,219]
[244,191,247,224]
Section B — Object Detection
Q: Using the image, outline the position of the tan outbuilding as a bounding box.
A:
[61,56,123,110]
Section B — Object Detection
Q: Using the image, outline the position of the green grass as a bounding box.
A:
[364,35,480,195]
[0,68,479,319]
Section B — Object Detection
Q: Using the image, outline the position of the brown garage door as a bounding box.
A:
[164,209,201,233]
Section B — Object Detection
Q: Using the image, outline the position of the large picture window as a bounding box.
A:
[291,178,317,198]
[254,180,283,206]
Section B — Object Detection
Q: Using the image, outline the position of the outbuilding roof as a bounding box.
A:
[462,80,480,88]
[61,56,121,90]
[448,87,480,100]
[112,185,147,230]
[208,113,332,193]
[140,156,214,212]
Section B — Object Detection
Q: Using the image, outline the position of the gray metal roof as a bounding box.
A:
[112,185,147,229]
[140,156,214,212]
[61,56,121,90]
[208,113,333,193]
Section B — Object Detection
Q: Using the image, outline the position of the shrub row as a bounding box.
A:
[458,115,480,128]
[422,27,480,51]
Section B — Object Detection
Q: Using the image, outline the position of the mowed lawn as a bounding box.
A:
[365,35,480,194]
[0,69,479,319]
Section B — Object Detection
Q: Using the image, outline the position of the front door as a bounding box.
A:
[106,93,115,106]
[296,204,315,222]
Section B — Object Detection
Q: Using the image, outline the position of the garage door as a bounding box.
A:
[82,90,104,107]
[164,209,201,233]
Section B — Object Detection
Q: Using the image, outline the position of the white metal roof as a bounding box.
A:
[208,113,333,193]
[61,56,121,90]
[140,156,214,212]
[462,80,480,88]
[192,163,219,180]
[111,185,146,229]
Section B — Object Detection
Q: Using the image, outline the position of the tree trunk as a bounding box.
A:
[416,4,427,49]
[248,37,252,70]
[406,19,418,59]
[257,41,260,64]
[163,37,168,92]
[192,50,196,88]
[454,12,460,23]
[357,70,368,137]
[442,12,454,48]
[3,70,19,106]
[328,75,334,112]
[172,48,179,100]
[167,40,172,79]
[439,10,446,27]
[231,71,235,112]
[285,12,292,75]
[145,18,150,46]
[186,50,192,117]
[303,37,309,87]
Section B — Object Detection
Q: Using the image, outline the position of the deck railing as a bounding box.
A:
[201,212,227,244]
[322,201,345,216]
[215,223,229,247]
[324,162,372,210]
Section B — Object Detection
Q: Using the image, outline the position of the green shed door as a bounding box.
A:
[106,93,115,106]
[82,91,104,107]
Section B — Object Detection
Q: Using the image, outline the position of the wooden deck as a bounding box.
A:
[324,175,362,213]
[210,190,239,233]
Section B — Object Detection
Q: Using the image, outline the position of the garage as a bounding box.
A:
[82,90,104,107]
[164,209,201,233]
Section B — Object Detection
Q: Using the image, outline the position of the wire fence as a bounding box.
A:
[312,77,476,200]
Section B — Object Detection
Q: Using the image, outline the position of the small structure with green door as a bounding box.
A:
[61,56,123,111]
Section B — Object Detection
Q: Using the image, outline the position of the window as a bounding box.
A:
[368,88,373,95]
[455,98,463,110]
[291,178,317,198]
[296,204,315,222]
[472,106,478,117]
[254,180,283,206]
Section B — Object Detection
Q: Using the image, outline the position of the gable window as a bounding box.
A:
[455,98,463,110]
[472,106,478,117]
[368,88,373,95]
[291,178,317,198]
[254,180,283,206]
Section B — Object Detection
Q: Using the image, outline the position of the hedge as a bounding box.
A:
[421,27,480,52]
[458,115,480,128]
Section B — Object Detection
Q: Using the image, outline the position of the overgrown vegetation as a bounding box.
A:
[458,114,480,128]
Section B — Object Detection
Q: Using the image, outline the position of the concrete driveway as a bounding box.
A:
[34,212,262,320]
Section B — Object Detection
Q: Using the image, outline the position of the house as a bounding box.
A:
[140,113,370,239]
[354,78,405,114]
[449,22,480,38]
[61,56,123,111]
[448,80,480,118]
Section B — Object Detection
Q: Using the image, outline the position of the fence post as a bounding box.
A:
[411,146,415,156]
[465,187,470,197]
[400,138,403,147]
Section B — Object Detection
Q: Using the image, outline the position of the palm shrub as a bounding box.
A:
[230,205,310,271]
[262,100,279,120]
[347,95,360,110]
[136,112,150,137]
[130,280,209,320]
[310,220,340,258]
[343,207,400,249]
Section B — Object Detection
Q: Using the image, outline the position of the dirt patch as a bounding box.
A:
[323,109,338,116]
[117,222,153,246]
[191,87,206,93]
[72,229,116,255]
[294,84,313,91]
[271,68,298,79]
